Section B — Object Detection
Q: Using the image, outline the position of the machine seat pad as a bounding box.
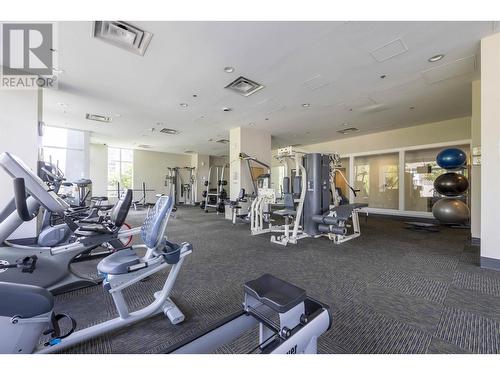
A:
[330,203,367,220]
[97,248,140,275]
[77,223,112,234]
[244,274,306,313]
[273,208,296,217]
[0,281,54,318]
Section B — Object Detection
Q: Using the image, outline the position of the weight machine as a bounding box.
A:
[202,164,228,214]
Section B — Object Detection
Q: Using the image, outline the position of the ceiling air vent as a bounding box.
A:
[137,144,151,149]
[225,76,264,97]
[86,113,112,123]
[184,150,194,154]
[93,21,153,56]
[159,128,179,135]
[216,139,229,144]
[337,127,359,135]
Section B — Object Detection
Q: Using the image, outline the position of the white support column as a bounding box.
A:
[229,126,271,209]
[398,150,405,211]
[470,80,481,244]
[349,155,355,203]
[480,33,500,271]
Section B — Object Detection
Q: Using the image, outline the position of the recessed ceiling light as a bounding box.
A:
[249,122,255,126]
[224,66,235,73]
[180,103,188,108]
[428,54,445,62]
[222,107,232,112]
[302,103,311,107]
[380,74,387,79]
[57,102,67,108]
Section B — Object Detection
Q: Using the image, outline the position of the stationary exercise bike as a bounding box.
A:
[0,195,192,354]
[0,152,139,294]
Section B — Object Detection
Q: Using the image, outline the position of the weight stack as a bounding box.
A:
[303,153,330,236]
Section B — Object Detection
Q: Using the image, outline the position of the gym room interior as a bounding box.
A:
[1,1,500,371]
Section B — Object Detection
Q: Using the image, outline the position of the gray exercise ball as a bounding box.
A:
[432,198,470,224]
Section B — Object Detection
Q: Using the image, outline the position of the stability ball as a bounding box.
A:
[436,148,467,170]
[432,198,470,224]
[434,172,469,196]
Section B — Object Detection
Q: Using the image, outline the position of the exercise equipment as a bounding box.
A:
[132,182,155,210]
[436,148,467,170]
[164,274,331,354]
[251,147,367,246]
[433,172,469,196]
[432,198,470,224]
[175,167,196,205]
[311,203,368,244]
[203,164,228,214]
[0,152,139,294]
[0,195,192,354]
[432,147,470,224]
[226,188,249,224]
[239,152,271,196]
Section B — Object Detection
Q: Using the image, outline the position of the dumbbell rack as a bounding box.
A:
[204,164,228,214]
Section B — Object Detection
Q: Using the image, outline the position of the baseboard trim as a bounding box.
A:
[480,256,500,272]
[471,237,481,246]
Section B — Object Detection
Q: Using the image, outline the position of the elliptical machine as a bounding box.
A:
[0,152,138,294]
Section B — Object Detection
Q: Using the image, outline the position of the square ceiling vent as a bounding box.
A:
[225,76,264,97]
[93,21,153,56]
[370,38,408,62]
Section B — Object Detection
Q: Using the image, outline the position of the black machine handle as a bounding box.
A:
[13,178,37,222]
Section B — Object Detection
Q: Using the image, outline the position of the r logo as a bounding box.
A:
[2,23,53,75]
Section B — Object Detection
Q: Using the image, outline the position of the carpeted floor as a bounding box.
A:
[55,206,500,354]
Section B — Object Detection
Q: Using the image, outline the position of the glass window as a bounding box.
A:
[107,147,134,196]
[404,145,470,212]
[353,153,399,209]
[40,126,86,181]
[332,157,351,202]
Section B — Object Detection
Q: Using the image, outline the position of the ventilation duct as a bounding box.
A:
[93,21,153,56]
[86,113,112,123]
[159,128,179,135]
[337,127,359,135]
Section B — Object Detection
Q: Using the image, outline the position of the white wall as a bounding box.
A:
[133,149,191,204]
[471,81,481,241]
[89,143,108,197]
[480,33,500,269]
[192,153,209,202]
[0,88,40,238]
[298,117,471,157]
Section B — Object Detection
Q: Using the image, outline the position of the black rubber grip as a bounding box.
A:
[13,178,34,222]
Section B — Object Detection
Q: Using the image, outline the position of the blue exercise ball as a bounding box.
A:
[436,148,467,170]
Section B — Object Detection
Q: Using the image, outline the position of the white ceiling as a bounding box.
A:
[42,21,497,156]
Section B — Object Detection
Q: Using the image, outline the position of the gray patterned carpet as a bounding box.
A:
[53,206,500,354]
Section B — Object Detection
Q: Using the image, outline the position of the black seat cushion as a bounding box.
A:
[244,274,306,313]
[109,189,133,227]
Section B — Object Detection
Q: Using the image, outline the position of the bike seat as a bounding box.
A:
[97,248,141,275]
[0,282,53,318]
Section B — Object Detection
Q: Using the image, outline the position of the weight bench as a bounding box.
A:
[312,203,368,244]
